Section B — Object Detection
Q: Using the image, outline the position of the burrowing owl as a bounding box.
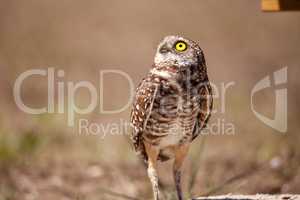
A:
[130,35,213,200]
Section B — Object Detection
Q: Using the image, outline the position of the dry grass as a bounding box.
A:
[2,115,299,200]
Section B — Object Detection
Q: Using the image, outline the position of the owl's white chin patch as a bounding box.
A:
[150,68,174,78]
[154,53,195,68]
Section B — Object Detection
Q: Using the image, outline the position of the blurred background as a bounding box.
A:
[0,0,300,199]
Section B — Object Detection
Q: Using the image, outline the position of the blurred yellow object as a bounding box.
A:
[262,0,300,11]
[262,0,280,11]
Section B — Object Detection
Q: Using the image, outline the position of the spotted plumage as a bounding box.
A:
[130,35,213,200]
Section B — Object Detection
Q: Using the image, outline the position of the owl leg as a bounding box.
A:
[173,144,189,200]
[144,142,160,200]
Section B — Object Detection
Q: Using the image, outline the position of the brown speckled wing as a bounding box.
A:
[192,83,213,141]
[130,76,158,161]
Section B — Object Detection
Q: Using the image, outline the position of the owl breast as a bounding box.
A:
[143,77,200,148]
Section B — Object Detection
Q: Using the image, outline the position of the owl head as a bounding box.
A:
[154,35,205,69]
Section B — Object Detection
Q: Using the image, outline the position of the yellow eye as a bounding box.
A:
[175,41,187,52]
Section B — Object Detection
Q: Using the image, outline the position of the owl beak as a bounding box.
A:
[159,44,170,54]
